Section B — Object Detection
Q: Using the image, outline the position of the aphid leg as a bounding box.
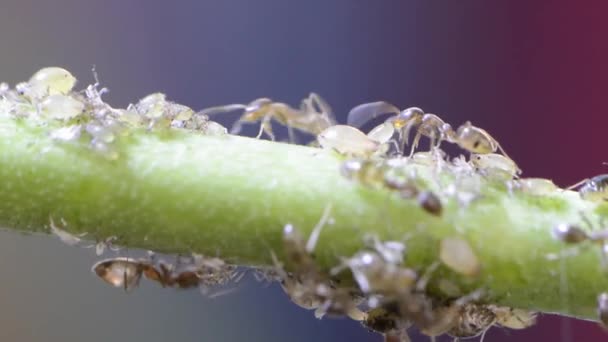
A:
[305,203,333,253]
[260,115,275,140]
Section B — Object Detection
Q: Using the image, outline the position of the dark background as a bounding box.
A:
[0,1,607,341]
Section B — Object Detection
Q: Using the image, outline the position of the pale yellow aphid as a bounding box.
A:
[317,125,382,156]
[454,121,515,160]
[40,94,85,120]
[510,178,557,196]
[471,153,521,180]
[49,124,82,142]
[203,121,228,135]
[136,93,166,119]
[439,237,481,277]
[347,101,424,153]
[25,67,77,98]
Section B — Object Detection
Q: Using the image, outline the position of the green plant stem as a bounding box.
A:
[0,116,607,320]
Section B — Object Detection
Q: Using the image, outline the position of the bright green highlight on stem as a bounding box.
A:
[0,116,606,320]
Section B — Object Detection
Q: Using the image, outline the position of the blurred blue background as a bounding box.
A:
[1,0,607,341]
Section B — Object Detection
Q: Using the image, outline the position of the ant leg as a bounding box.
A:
[230,119,245,135]
[260,116,276,140]
[565,178,589,191]
[409,129,424,158]
[287,124,297,144]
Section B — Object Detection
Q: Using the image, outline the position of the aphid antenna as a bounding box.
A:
[305,203,333,254]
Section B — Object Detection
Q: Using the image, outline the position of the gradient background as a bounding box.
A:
[0,1,607,341]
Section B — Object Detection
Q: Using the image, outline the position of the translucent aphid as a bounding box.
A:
[454,121,516,165]
[49,124,82,142]
[568,174,608,202]
[40,94,85,120]
[274,206,365,320]
[49,217,84,246]
[346,102,424,153]
[92,257,158,291]
[202,121,228,136]
[340,159,387,187]
[136,93,166,119]
[25,67,77,98]
[439,237,481,277]
[509,178,558,196]
[598,292,608,328]
[471,153,521,180]
[317,125,389,157]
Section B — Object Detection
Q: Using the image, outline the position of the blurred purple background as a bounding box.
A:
[1,1,607,341]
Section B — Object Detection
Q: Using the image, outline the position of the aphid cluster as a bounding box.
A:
[270,206,365,320]
[0,67,228,159]
[92,253,239,295]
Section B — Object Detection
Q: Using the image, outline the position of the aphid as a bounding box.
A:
[454,121,515,164]
[340,159,386,187]
[40,94,85,120]
[362,304,412,342]
[491,306,537,330]
[25,67,77,98]
[568,174,608,202]
[347,102,424,153]
[446,304,496,339]
[49,124,82,142]
[317,125,388,157]
[598,292,608,328]
[49,217,84,246]
[417,191,442,216]
[275,206,365,320]
[92,257,158,291]
[509,178,558,196]
[418,289,485,339]
[439,237,481,277]
[471,153,521,180]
